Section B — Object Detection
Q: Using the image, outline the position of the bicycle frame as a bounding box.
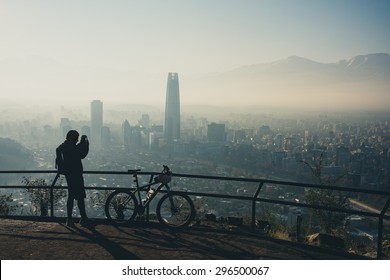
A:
[130,171,171,210]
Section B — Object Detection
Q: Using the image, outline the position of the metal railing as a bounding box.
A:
[1,169,390,259]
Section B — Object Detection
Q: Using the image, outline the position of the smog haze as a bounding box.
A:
[0,0,389,111]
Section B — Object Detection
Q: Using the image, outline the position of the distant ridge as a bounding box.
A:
[228,53,390,76]
[183,53,390,109]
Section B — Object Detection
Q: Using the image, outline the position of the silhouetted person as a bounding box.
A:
[56,130,90,227]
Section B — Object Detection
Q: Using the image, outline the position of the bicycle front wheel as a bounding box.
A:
[156,193,195,228]
[105,190,138,224]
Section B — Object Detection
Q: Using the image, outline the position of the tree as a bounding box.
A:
[300,153,349,235]
[0,194,17,216]
[23,177,66,216]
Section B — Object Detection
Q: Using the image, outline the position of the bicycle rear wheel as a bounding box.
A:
[105,190,138,224]
[156,193,195,228]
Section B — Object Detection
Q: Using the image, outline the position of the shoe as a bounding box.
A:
[80,218,94,227]
[66,218,75,227]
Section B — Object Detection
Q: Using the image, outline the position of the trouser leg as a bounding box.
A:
[67,196,74,218]
[77,199,87,218]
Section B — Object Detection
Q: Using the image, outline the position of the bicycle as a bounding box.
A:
[104,165,195,228]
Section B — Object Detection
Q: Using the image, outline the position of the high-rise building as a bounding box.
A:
[60,118,71,139]
[101,126,110,148]
[207,123,226,142]
[123,120,131,151]
[164,73,180,143]
[139,114,150,129]
[91,100,103,144]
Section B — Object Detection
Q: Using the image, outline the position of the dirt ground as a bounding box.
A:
[0,217,370,260]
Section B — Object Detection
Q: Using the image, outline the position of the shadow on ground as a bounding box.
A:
[0,216,370,260]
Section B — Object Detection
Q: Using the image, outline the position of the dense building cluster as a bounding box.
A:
[0,73,388,249]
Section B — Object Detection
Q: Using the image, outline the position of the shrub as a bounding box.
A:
[0,194,17,216]
[23,177,66,216]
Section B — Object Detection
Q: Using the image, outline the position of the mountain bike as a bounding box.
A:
[104,165,195,228]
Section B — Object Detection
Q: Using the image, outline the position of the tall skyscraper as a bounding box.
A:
[91,100,103,144]
[164,73,180,143]
[123,120,131,151]
[207,123,226,142]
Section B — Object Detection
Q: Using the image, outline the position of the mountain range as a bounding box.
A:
[184,53,390,110]
[0,53,389,110]
[226,53,390,79]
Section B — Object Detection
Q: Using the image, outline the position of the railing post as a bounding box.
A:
[296,214,302,242]
[50,173,60,217]
[377,197,390,259]
[252,182,264,233]
[146,174,154,222]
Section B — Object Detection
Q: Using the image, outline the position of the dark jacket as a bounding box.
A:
[56,139,89,175]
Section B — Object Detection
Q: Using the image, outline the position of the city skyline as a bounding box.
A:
[0,1,389,110]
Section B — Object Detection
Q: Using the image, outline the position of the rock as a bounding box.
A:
[306,233,345,249]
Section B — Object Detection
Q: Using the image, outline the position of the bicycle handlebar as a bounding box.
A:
[128,165,170,174]
[127,169,142,174]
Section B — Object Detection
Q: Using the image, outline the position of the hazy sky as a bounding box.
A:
[0,0,389,107]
